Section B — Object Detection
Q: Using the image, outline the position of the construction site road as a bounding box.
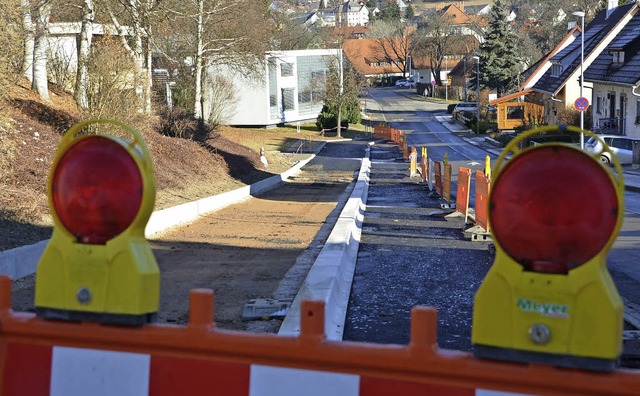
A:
[11,139,372,332]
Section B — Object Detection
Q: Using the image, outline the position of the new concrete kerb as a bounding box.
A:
[278,144,371,341]
[0,149,322,280]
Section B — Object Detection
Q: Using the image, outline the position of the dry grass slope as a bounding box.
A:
[0,79,366,251]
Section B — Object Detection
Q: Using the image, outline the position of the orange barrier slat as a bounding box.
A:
[443,164,452,205]
[456,167,471,222]
[475,170,490,233]
[434,162,443,197]
[1,278,640,395]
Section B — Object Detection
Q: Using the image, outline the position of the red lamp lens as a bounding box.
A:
[51,136,143,244]
[490,146,618,274]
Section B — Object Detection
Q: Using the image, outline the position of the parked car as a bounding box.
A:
[395,79,414,87]
[451,102,478,120]
[584,135,640,164]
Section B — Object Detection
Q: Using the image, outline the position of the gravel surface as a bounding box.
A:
[343,142,493,351]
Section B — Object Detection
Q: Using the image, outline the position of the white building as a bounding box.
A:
[206,49,341,127]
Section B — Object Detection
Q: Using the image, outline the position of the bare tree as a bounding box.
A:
[74,0,94,109]
[412,12,463,85]
[105,0,155,114]
[22,0,52,101]
[159,0,270,121]
[367,20,412,77]
[20,0,35,82]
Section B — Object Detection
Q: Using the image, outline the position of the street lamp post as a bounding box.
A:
[573,11,585,149]
[444,55,448,101]
[463,57,467,101]
[473,56,480,135]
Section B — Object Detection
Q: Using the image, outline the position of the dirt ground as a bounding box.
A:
[10,158,360,332]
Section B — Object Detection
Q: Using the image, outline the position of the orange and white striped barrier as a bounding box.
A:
[2,278,640,396]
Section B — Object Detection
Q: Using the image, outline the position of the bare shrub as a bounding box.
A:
[204,75,237,127]
[0,0,23,104]
[158,107,198,139]
[85,36,141,126]
[556,106,581,127]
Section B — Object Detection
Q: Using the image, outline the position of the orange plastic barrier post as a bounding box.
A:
[434,161,443,196]
[456,167,472,223]
[475,170,491,233]
[2,278,640,396]
[443,163,452,205]
[402,140,408,160]
[409,147,418,178]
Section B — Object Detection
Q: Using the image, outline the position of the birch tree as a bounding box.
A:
[74,0,94,109]
[20,0,35,82]
[105,0,155,114]
[31,0,52,101]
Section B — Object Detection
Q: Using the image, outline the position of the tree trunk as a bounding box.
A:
[32,0,52,102]
[193,0,205,120]
[74,0,94,109]
[20,0,34,82]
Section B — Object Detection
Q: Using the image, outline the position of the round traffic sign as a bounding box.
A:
[431,80,436,85]
[575,96,589,112]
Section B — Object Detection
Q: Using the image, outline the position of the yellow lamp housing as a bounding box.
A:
[472,125,625,371]
[35,119,159,326]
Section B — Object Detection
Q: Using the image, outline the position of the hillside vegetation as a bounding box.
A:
[0,79,357,251]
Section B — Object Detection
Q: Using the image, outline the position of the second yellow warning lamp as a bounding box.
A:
[472,125,625,371]
[35,119,159,326]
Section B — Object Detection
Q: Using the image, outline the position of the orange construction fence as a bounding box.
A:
[475,170,491,233]
[2,277,640,396]
[442,163,452,206]
[455,167,472,223]
[434,161,442,197]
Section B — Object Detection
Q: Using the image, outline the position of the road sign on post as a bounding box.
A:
[575,96,589,112]
[35,119,160,326]
[472,125,625,371]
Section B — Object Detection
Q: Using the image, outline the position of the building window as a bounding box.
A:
[596,96,603,114]
[612,50,625,64]
[281,62,294,77]
[282,88,295,111]
[636,100,640,124]
[550,63,562,76]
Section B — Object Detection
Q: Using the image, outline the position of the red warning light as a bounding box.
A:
[490,145,618,274]
[51,136,143,244]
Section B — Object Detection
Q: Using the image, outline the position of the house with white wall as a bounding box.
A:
[489,1,639,128]
[206,49,341,127]
[47,22,135,74]
[585,11,640,138]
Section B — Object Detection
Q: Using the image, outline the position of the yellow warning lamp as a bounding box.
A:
[35,119,159,326]
[472,125,625,371]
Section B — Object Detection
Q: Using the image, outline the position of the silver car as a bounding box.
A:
[585,135,640,164]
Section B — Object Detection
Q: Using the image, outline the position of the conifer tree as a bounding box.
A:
[475,0,522,96]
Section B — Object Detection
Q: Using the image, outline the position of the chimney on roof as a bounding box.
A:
[607,0,619,19]
[459,1,464,12]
